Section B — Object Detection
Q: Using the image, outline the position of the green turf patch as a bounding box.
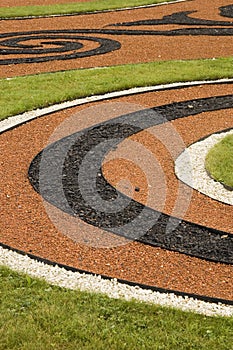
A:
[205,133,233,189]
[1,57,233,120]
[0,265,232,350]
[1,2,233,348]
[0,0,174,18]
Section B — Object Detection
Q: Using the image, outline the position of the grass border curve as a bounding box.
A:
[0,0,177,19]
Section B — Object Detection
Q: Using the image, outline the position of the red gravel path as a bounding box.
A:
[0,0,232,302]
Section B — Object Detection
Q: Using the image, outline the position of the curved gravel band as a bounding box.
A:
[0,31,120,65]
[1,243,233,318]
[1,78,233,133]
[112,8,233,26]
[1,79,233,308]
[175,129,233,206]
[0,5,233,65]
[28,93,233,264]
[1,0,233,313]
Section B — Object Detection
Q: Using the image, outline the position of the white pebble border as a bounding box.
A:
[1,77,233,134]
[1,245,233,317]
[1,79,233,317]
[175,129,233,205]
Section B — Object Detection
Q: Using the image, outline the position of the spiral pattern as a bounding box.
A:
[1,0,233,305]
[28,95,233,264]
[0,30,121,64]
[1,6,233,65]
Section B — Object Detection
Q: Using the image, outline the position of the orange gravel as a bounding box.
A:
[0,0,233,78]
[1,83,233,301]
[0,0,233,302]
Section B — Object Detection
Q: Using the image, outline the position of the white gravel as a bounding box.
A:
[1,79,233,317]
[1,245,233,317]
[1,77,233,134]
[175,129,233,206]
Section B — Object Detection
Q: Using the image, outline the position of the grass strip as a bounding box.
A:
[0,0,174,18]
[0,266,232,350]
[205,134,233,189]
[1,57,233,120]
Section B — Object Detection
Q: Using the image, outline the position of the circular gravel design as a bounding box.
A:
[1,1,233,78]
[0,0,233,314]
[28,93,233,265]
[0,30,121,65]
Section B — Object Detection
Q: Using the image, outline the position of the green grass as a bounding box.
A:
[205,134,233,189]
[1,57,233,120]
[0,0,174,18]
[1,1,233,347]
[0,266,232,350]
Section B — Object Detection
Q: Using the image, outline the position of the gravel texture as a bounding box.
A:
[28,91,233,265]
[0,0,233,311]
[1,245,233,317]
[1,0,233,78]
[1,82,233,305]
[176,129,233,206]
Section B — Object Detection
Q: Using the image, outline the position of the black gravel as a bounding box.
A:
[111,9,233,27]
[0,5,233,65]
[28,91,233,265]
[0,31,121,65]
[220,5,233,19]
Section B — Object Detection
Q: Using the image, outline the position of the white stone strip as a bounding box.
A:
[0,245,232,317]
[175,129,233,205]
[0,0,189,20]
[1,79,233,317]
[1,77,233,134]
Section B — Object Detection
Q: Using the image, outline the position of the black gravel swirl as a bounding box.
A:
[111,10,233,27]
[28,91,233,265]
[0,31,121,64]
[1,5,233,65]
[220,5,233,18]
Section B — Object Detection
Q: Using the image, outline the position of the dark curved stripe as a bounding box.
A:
[95,27,233,35]
[1,8,233,65]
[111,10,233,27]
[28,93,233,264]
[1,241,232,306]
[0,33,120,65]
[220,5,233,19]
[2,26,233,38]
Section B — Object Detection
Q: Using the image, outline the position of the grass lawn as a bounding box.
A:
[205,134,233,189]
[0,266,233,350]
[1,55,233,345]
[0,0,174,18]
[1,1,233,348]
[1,57,233,120]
